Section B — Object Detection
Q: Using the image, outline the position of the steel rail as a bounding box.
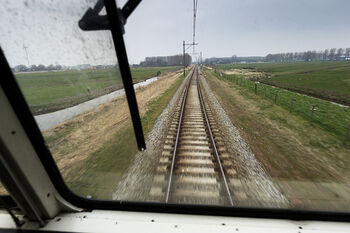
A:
[196,67,234,206]
[165,69,195,203]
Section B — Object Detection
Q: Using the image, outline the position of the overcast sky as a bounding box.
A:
[1,0,349,66]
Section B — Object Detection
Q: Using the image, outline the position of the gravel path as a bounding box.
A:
[200,71,289,208]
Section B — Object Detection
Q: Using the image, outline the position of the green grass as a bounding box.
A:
[15,66,180,115]
[68,74,185,198]
[208,69,350,143]
[214,61,350,106]
[204,69,350,211]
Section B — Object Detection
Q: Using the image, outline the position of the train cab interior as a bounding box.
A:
[1,0,350,232]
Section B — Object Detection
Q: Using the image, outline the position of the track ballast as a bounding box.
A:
[150,66,235,206]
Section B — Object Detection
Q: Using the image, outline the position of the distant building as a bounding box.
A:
[337,55,350,61]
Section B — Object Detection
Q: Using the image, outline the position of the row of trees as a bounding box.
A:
[13,64,63,72]
[139,54,192,67]
[266,48,350,62]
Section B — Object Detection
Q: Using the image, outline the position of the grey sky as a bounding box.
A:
[1,0,349,66]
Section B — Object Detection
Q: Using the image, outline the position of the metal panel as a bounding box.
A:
[0,86,61,221]
[1,210,350,233]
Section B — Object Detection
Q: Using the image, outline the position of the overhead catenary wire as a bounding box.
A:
[192,0,199,57]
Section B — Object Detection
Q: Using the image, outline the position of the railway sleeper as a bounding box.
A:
[173,182,220,193]
[171,189,220,200]
[176,151,212,157]
[174,165,216,174]
[177,141,210,146]
[176,149,212,154]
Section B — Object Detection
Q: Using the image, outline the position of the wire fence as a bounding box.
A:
[217,72,350,144]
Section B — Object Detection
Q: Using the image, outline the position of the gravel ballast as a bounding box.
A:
[112,73,189,201]
[199,71,289,208]
[113,68,289,208]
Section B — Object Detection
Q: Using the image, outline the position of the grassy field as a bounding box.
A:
[212,70,350,143]
[15,66,180,115]
[215,61,350,106]
[44,73,185,199]
[203,68,350,211]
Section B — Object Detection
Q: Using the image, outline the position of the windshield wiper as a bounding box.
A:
[78,0,146,151]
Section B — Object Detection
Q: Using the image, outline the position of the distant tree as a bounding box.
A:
[287,52,294,61]
[336,48,344,58]
[303,51,312,61]
[55,64,62,70]
[316,51,323,61]
[47,64,55,70]
[344,48,350,57]
[37,64,46,71]
[311,50,317,61]
[329,48,336,60]
[30,65,38,71]
[232,55,237,63]
[15,64,29,72]
[323,49,329,60]
[184,53,192,66]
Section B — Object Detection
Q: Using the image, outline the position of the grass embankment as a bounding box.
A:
[15,66,180,115]
[216,61,350,106]
[215,71,350,143]
[204,68,350,211]
[46,74,184,199]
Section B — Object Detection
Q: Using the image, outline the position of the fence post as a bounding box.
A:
[274,90,279,104]
[289,98,296,113]
[310,105,317,123]
[254,83,257,95]
[343,122,350,145]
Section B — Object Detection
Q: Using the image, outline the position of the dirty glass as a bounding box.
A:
[0,0,140,199]
[1,0,350,214]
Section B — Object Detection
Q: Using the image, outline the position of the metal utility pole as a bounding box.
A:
[23,43,30,66]
[183,40,185,77]
[182,0,199,76]
[183,40,198,77]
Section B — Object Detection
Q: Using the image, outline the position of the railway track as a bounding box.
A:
[150,66,235,206]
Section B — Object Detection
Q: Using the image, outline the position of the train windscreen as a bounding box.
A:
[1,0,350,214]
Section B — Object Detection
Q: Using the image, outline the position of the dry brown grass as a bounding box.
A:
[44,72,181,180]
[223,68,266,82]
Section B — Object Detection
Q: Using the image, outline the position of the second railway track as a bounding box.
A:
[150,66,234,206]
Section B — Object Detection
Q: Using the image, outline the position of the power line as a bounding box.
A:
[192,0,199,57]
[182,0,199,76]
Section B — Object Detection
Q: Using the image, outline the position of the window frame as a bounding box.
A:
[1,0,350,223]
